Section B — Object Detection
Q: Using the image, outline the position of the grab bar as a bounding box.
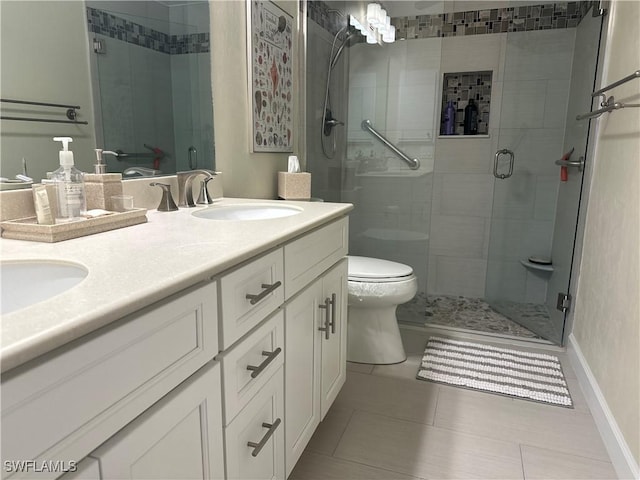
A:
[361,120,420,170]
[103,150,158,160]
[0,98,88,125]
[576,69,640,120]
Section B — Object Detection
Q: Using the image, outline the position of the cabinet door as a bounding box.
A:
[224,367,285,480]
[284,281,322,476]
[90,362,224,480]
[320,259,348,419]
[57,457,100,480]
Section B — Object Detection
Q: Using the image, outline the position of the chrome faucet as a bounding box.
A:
[176,169,217,207]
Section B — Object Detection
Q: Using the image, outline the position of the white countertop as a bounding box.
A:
[0,198,353,372]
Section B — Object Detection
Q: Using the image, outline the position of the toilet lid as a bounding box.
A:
[348,256,414,281]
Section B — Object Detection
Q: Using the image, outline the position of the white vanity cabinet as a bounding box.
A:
[88,361,225,480]
[1,282,219,480]
[218,216,348,479]
[1,214,349,480]
[282,218,349,476]
[283,259,347,476]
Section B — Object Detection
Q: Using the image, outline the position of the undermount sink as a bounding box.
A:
[192,203,303,221]
[1,261,88,315]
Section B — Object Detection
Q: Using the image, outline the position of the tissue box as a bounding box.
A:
[278,172,311,200]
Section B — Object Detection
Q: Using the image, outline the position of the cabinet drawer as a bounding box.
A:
[90,361,225,480]
[220,311,284,425]
[219,248,284,350]
[224,366,285,480]
[1,282,218,477]
[284,217,348,299]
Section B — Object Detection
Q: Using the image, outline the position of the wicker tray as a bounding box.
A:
[1,208,147,243]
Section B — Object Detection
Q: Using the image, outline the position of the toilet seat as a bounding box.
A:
[348,255,414,283]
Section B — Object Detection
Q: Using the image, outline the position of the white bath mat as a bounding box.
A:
[417,336,573,408]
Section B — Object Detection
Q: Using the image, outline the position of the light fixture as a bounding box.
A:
[349,3,395,44]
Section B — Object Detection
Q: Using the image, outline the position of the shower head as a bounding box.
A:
[330,30,361,70]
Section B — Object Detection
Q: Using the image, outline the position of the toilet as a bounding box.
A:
[347,256,418,365]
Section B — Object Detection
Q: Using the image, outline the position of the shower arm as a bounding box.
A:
[361,120,420,170]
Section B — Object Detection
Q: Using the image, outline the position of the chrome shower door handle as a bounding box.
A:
[494,149,515,179]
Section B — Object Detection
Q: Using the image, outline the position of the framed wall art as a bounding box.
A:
[248,0,294,152]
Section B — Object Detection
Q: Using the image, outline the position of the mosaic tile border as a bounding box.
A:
[307,0,347,37]
[86,7,209,55]
[392,1,596,40]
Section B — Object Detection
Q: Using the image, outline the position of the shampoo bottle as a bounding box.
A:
[464,98,478,135]
[443,100,456,135]
[51,137,86,222]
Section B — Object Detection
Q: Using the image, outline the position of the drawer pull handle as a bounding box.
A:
[246,348,282,378]
[318,297,331,340]
[247,418,282,457]
[246,281,282,305]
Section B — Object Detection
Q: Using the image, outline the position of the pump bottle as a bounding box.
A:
[51,137,86,222]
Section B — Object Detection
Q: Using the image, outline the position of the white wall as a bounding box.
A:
[211,1,300,199]
[572,0,640,470]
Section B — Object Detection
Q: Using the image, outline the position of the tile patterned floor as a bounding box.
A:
[397,292,545,340]
[290,337,617,480]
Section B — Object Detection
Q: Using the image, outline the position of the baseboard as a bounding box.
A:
[567,334,639,480]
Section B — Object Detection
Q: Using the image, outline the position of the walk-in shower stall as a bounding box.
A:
[305,1,604,345]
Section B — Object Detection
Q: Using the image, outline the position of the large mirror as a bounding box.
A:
[0,0,214,184]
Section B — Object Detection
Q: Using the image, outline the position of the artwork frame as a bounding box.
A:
[247,0,294,153]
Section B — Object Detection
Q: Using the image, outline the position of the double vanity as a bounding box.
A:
[1,198,352,480]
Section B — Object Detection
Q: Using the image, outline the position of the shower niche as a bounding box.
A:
[439,70,492,137]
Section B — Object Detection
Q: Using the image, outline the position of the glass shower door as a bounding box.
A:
[485,11,603,344]
[344,37,440,324]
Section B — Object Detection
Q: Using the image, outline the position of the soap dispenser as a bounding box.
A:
[51,137,86,222]
[85,149,124,211]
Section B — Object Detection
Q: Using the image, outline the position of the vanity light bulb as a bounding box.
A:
[382,24,395,43]
[377,9,387,28]
[366,3,381,25]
